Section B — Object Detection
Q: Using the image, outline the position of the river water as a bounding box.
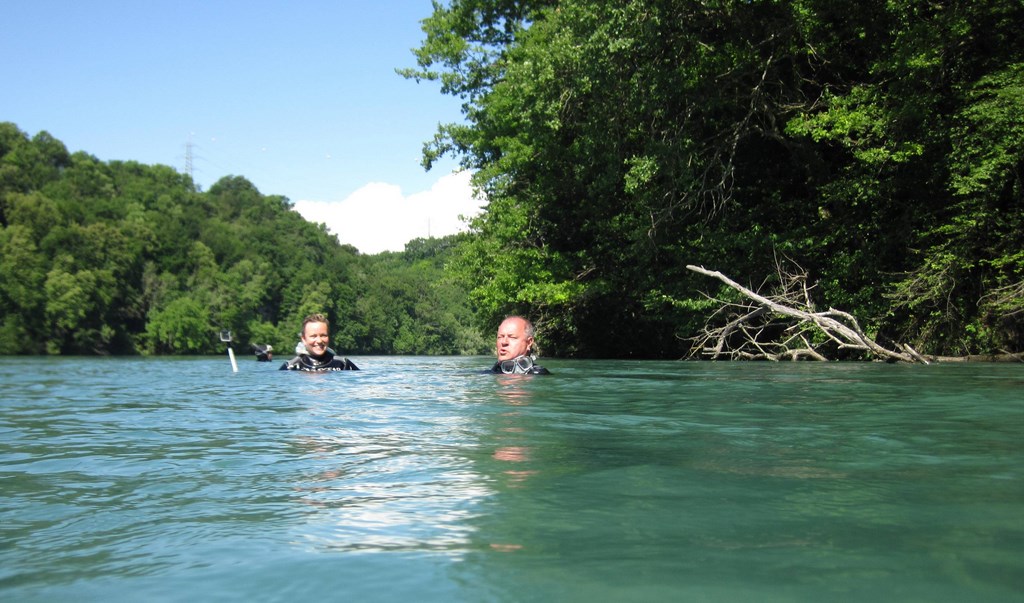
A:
[1,356,1021,602]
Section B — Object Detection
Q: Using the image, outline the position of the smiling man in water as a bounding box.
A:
[280,313,359,371]
[488,315,550,375]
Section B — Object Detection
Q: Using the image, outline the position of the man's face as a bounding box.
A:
[495,318,533,360]
[301,321,330,357]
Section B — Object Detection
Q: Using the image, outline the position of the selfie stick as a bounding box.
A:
[220,329,238,373]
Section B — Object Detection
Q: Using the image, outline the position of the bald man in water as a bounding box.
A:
[488,316,551,375]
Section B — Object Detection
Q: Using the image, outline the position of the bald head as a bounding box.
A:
[495,316,535,361]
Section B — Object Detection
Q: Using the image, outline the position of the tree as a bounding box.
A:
[43,256,117,354]
[408,0,1024,357]
[0,224,47,353]
[0,124,493,357]
[144,296,212,354]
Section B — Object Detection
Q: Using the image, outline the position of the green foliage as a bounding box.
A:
[0,123,487,357]
[347,235,490,355]
[408,0,1024,357]
[6,0,1023,358]
[950,63,1024,196]
[144,297,212,355]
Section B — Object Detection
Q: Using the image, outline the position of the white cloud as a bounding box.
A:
[292,170,484,255]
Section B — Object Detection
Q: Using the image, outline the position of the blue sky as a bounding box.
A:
[1,0,482,253]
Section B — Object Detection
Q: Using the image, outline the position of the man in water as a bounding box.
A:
[280,313,359,371]
[488,315,550,374]
[252,344,273,362]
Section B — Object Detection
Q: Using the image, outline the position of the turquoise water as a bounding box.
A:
[1,356,1021,602]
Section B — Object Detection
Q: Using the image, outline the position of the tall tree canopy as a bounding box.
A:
[0,122,488,356]
[405,0,1024,358]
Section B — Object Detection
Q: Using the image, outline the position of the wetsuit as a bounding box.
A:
[487,355,551,375]
[280,349,359,372]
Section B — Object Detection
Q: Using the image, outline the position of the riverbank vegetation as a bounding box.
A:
[404,0,1023,359]
[3,0,1022,360]
[0,122,488,356]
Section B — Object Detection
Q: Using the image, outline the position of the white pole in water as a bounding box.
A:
[220,329,238,373]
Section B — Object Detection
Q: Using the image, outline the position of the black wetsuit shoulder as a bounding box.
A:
[279,352,359,372]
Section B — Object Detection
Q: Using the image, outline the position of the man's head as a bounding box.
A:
[495,316,535,361]
[300,313,330,357]
[253,343,273,361]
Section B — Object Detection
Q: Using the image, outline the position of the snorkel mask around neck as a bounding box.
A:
[499,355,535,374]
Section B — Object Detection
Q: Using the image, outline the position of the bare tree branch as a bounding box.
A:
[686,264,927,363]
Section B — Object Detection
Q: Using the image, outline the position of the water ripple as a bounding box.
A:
[2,357,1022,601]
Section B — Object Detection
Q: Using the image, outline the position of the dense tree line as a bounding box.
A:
[5,0,1021,360]
[404,0,1023,358]
[0,122,489,356]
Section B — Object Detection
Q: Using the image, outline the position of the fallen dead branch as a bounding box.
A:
[686,263,928,363]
